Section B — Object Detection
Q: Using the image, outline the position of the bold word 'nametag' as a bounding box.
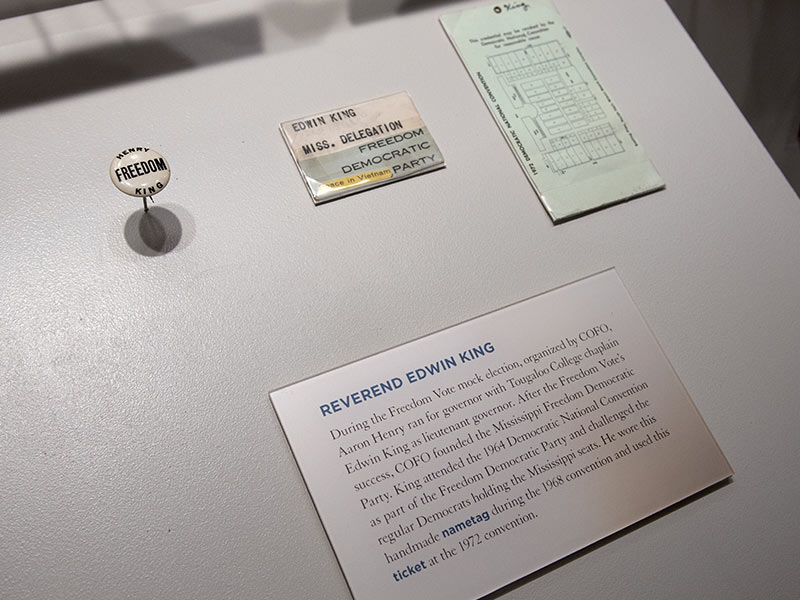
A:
[280,92,445,204]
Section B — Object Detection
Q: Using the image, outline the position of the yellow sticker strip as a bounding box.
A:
[318,168,393,193]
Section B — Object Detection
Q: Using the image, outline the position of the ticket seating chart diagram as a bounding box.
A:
[442,1,664,223]
[489,41,624,174]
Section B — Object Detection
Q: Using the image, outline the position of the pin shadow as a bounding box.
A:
[124,204,193,256]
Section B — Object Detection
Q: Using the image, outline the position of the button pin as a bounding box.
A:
[110,147,171,212]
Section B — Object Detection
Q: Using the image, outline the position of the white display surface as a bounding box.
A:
[1,2,799,600]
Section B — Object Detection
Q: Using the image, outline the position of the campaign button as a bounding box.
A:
[110,147,171,198]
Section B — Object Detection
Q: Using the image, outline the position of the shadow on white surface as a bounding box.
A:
[0,15,263,112]
[0,0,463,112]
[0,0,90,20]
[348,0,461,23]
[124,204,194,256]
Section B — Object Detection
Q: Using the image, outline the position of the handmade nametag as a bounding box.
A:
[280,92,445,204]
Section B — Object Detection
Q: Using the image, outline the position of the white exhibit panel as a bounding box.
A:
[272,269,734,600]
[1,2,799,600]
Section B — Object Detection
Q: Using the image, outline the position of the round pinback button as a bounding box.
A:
[110,147,171,199]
